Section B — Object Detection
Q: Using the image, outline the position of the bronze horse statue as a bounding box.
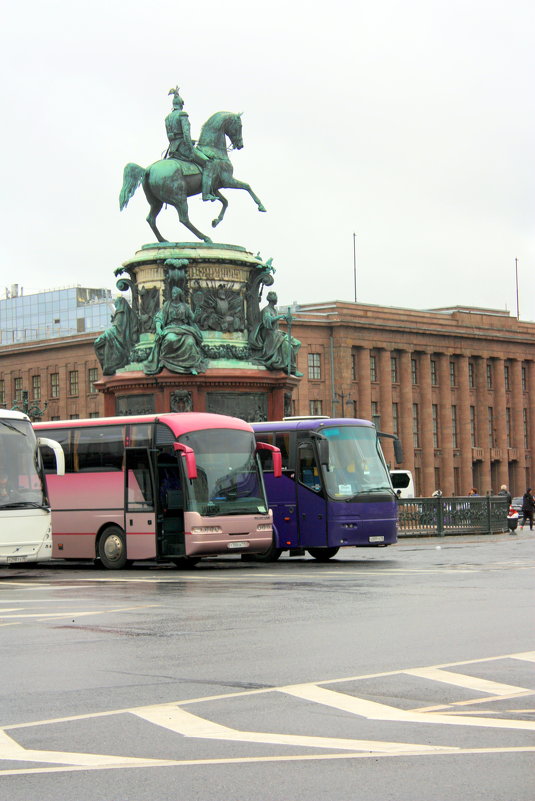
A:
[119,111,266,243]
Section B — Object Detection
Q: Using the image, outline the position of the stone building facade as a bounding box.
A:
[1,300,534,497]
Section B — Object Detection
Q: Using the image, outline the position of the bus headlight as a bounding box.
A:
[191,526,223,535]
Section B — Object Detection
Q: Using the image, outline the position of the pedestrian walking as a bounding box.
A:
[498,484,512,505]
[520,488,535,531]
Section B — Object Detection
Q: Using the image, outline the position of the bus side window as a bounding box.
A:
[255,434,274,472]
[39,428,72,473]
[74,426,124,472]
[298,443,321,492]
[274,433,290,470]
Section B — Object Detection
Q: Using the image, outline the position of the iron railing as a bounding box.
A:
[397,496,509,537]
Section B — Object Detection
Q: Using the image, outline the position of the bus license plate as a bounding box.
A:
[227,541,249,550]
[7,556,27,563]
[369,536,384,543]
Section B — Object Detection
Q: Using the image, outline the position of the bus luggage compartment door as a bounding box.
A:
[124,448,157,561]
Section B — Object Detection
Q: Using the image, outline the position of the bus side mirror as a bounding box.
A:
[37,437,65,476]
[256,441,282,478]
[394,439,403,464]
[173,442,198,480]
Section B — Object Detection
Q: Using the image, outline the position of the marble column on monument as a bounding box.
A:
[437,353,454,495]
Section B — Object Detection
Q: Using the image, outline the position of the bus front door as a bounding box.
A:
[296,441,327,547]
[124,448,157,561]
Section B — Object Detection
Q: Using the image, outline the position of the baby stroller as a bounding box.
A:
[507,505,519,534]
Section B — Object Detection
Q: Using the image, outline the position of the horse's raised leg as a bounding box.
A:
[175,198,212,243]
[146,199,165,242]
[222,177,266,212]
[211,190,228,228]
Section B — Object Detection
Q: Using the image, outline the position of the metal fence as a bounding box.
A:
[397,496,510,537]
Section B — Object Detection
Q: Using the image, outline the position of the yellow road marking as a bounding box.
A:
[403,667,530,695]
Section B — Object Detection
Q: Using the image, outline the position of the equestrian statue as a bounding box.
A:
[119,86,266,243]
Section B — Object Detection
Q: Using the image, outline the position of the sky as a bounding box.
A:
[1,0,534,318]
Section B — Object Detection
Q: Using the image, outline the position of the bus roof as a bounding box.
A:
[252,417,375,433]
[0,408,30,422]
[34,412,254,437]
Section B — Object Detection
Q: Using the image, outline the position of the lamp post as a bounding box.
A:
[333,390,351,417]
[11,390,48,421]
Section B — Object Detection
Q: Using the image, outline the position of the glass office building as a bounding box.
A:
[0,287,114,344]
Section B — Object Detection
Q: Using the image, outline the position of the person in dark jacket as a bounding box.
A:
[520,488,535,530]
[498,484,512,505]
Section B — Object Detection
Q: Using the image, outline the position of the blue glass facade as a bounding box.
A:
[0,287,113,344]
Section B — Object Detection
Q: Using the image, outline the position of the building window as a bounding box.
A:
[470,406,477,447]
[432,404,439,448]
[88,367,98,393]
[69,414,80,420]
[392,402,399,437]
[430,359,438,386]
[412,403,420,448]
[451,405,458,448]
[449,360,456,388]
[411,358,418,385]
[371,400,380,428]
[488,406,495,447]
[309,400,323,415]
[506,407,512,448]
[523,408,529,448]
[308,353,321,380]
[0,380,5,405]
[468,362,475,389]
[89,412,100,418]
[390,355,398,384]
[69,370,79,396]
[486,362,493,390]
[351,352,357,381]
[434,467,440,492]
[504,364,510,391]
[32,374,41,400]
[13,377,22,402]
[522,365,527,392]
[50,373,59,398]
[370,354,377,382]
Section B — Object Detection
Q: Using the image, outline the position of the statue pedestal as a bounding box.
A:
[95,242,300,421]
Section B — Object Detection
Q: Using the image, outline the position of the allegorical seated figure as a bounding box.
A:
[143,286,207,375]
[94,297,139,375]
[249,291,302,375]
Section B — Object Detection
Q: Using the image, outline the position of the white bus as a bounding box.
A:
[0,409,64,565]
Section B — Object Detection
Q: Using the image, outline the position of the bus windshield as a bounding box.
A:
[0,419,48,509]
[321,425,392,500]
[179,428,267,516]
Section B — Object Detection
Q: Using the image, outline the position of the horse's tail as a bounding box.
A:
[119,163,145,210]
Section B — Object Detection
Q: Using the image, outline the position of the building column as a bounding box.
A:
[419,352,434,496]
[527,360,535,488]
[398,350,415,476]
[474,356,491,494]
[378,348,394,465]
[456,354,473,495]
[437,354,454,495]
[493,357,509,490]
[356,346,371,422]
[510,358,524,495]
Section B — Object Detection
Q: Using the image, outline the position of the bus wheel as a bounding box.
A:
[98,526,128,570]
[172,557,200,569]
[307,547,340,562]
[254,541,283,562]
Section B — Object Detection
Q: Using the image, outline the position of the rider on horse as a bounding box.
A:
[165,87,218,202]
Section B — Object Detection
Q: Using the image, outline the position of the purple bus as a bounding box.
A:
[251,417,400,561]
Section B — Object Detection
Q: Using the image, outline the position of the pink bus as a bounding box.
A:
[34,413,281,569]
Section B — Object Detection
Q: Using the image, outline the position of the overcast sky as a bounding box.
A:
[1,0,533,319]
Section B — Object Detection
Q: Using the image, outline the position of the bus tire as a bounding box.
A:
[172,557,200,569]
[254,540,283,562]
[307,547,339,562]
[98,526,129,570]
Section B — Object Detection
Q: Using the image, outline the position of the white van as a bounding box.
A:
[390,469,415,498]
